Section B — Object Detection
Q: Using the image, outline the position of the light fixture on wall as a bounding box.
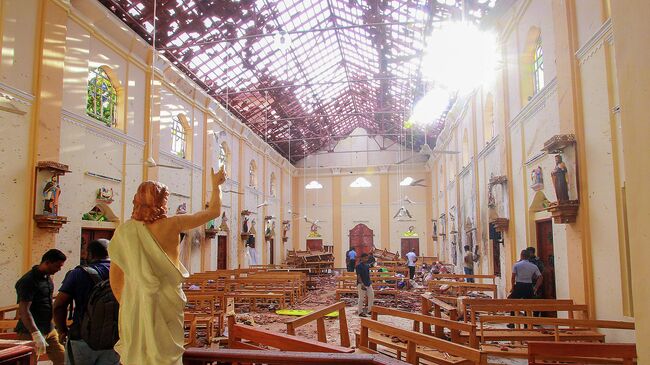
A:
[305,180,323,189]
[350,177,372,188]
[400,176,414,186]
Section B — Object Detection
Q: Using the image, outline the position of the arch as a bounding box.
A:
[171,113,191,159]
[483,93,495,144]
[218,141,230,175]
[86,66,123,128]
[461,130,470,167]
[529,190,550,213]
[519,26,542,104]
[270,172,277,197]
[249,159,258,188]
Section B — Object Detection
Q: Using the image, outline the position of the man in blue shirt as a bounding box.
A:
[346,248,357,272]
[53,239,119,365]
[356,253,374,317]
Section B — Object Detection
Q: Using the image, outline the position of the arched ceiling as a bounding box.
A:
[100,0,497,163]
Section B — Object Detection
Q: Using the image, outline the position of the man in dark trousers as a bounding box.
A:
[53,239,120,365]
[346,248,357,272]
[508,249,543,327]
[356,253,374,317]
[15,249,67,364]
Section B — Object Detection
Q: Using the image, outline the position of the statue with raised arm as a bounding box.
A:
[551,154,570,202]
[108,167,226,365]
[42,175,61,215]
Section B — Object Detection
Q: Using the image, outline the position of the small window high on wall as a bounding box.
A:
[171,115,186,158]
[533,36,545,94]
[86,67,117,127]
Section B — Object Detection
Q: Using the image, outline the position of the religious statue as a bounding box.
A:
[218,211,229,231]
[176,203,187,215]
[96,186,114,203]
[265,219,272,238]
[432,220,438,236]
[403,225,418,237]
[249,218,257,236]
[282,220,290,239]
[551,155,570,202]
[107,166,226,365]
[242,216,249,233]
[530,166,544,191]
[42,175,61,216]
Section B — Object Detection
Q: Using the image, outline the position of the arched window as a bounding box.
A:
[462,130,470,167]
[171,115,187,158]
[218,142,229,174]
[270,172,277,197]
[533,36,544,94]
[483,93,495,144]
[249,160,257,188]
[86,67,117,127]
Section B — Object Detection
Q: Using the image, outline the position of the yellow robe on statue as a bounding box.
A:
[108,219,189,365]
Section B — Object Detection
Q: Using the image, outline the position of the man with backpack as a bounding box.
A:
[53,239,119,365]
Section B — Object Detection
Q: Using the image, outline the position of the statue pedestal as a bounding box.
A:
[205,228,219,239]
[546,200,579,224]
[489,217,510,232]
[34,215,68,233]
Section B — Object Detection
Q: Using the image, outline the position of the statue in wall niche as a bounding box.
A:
[249,218,257,236]
[42,175,61,216]
[265,219,272,238]
[451,240,458,266]
[176,203,187,215]
[432,220,438,237]
[218,211,229,232]
[96,186,114,203]
[242,216,249,233]
[551,155,570,202]
[107,166,226,365]
[530,166,544,192]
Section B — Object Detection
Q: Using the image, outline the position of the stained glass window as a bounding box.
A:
[86,67,117,127]
[533,36,545,94]
[171,115,186,158]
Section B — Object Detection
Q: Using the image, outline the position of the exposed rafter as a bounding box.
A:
[100,0,497,163]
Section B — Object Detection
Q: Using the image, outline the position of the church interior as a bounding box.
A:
[1,0,649,363]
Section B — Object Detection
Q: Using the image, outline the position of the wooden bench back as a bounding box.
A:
[0,306,18,334]
[358,318,486,364]
[227,316,354,353]
[285,301,350,348]
[469,303,589,325]
[183,348,409,365]
[371,306,478,348]
[427,280,497,298]
[429,274,496,284]
[527,341,637,365]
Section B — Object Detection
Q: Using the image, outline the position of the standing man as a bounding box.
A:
[15,249,67,364]
[54,239,120,365]
[509,249,543,300]
[356,253,374,317]
[346,248,357,272]
[405,248,418,280]
[463,245,480,283]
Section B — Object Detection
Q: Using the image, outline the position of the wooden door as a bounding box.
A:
[489,223,502,277]
[269,238,274,265]
[80,228,114,265]
[536,219,556,299]
[400,238,420,256]
[349,224,374,257]
[306,239,323,251]
[217,235,227,270]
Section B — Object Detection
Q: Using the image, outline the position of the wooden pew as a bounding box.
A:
[184,293,224,343]
[467,303,588,326]
[224,278,296,307]
[285,301,350,348]
[527,341,637,365]
[0,305,18,334]
[428,274,496,285]
[0,341,35,365]
[371,306,478,349]
[421,295,459,321]
[249,271,307,298]
[358,318,487,365]
[477,316,634,358]
[227,315,354,353]
[459,298,574,323]
[183,348,409,365]
[335,275,399,305]
[427,280,497,298]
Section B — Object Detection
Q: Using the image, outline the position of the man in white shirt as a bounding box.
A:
[405,249,418,280]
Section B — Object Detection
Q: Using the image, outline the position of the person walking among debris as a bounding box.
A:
[356,253,374,317]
